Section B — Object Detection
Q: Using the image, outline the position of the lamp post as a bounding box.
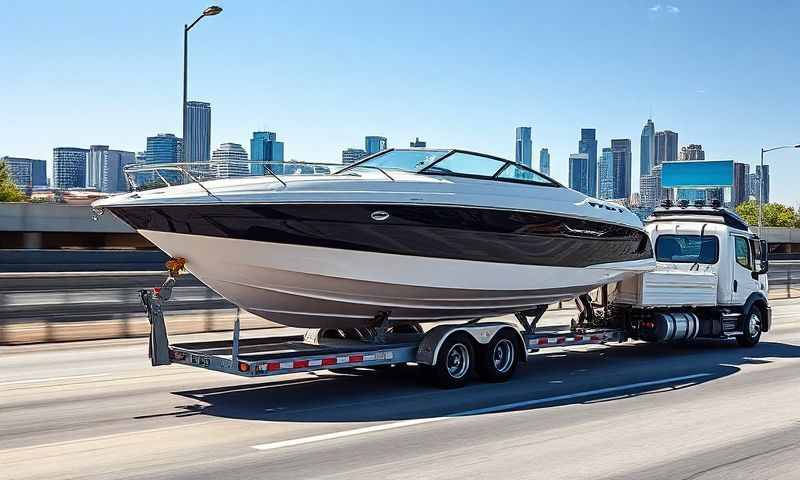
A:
[182,5,223,163]
[758,144,800,235]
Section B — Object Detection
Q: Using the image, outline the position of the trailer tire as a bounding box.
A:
[476,329,519,383]
[736,305,763,348]
[429,332,474,389]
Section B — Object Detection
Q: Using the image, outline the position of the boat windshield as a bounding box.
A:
[346,149,450,173]
[339,149,558,187]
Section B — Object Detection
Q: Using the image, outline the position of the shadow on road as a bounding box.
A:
[157,340,800,424]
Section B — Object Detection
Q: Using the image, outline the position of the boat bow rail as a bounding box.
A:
[122,160,347,193]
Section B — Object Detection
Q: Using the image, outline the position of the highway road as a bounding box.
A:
[3,299,800,479]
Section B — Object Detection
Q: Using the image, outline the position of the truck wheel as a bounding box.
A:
[736,306,763,347]
[430,332,474,389]
[476,329,519,383]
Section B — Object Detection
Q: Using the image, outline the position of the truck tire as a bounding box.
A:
[476,329,519,383]
[736,306,763,347]
[428,332,474,389]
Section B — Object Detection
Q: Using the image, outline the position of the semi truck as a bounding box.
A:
[142,202,771,388]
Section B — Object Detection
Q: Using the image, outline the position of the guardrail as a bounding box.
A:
[2,262,798,345]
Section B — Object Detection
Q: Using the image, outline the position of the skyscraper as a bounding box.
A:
[342,148,368,164]
[250,131,285,175]
[515,127,532,168]
[185,101,211,163]
[539,148,550,175]
[210,143,249,178]
[145,133,182,185]
[53,147,88,190]
[640,118,655,176]
[598,147,614,199]
[86,145,109,191]
[102,150,135,193]
[578,128,597,197]
[610,139,632,200]
[0,157,47,188]
[678,144,705,161]
[365,136,387,154]
[639,172,662,209]
[568,153,590,195]
[655,130,678,165]
[146,134,181,164]
[732,162,749,206]
[410,137,427,148]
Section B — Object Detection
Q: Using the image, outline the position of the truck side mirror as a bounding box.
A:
[757,239,769,275]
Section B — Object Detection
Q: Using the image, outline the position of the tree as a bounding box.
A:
[736,200,799,228]
[0,161,27,202]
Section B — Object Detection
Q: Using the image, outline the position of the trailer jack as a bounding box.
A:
[139,257,186,366]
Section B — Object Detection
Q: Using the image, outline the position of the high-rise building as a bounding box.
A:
[0,157,47,188]
[86,145,109,191]
[655,130,678,165]
[250,131,285,175]
[640,118,655,176]
[342,148,368,164]
[53,147,88,190]
[611,139,632,200]
[678,144,705,161]
[135,151,146,164]
[732,162,749,206]
[578,128,597,197]
[598,147,615,199]
[102,150,135,193]
[515,127,532,168]
[185,101,211,163]
[365,136,387,155]
[146,134,181,164]
[210,143,249,178]
[568,153,590,195]
[539,148,550,175]
[145,133,182,185]
[410,137,427,148]
[640,172,662,209]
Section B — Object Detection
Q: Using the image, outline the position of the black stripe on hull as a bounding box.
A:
[107,203,652,268]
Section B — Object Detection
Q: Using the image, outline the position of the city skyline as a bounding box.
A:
[1,2,798,204]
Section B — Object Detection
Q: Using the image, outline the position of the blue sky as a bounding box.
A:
[1,1,798,204]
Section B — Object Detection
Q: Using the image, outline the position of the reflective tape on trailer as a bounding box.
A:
[256,351,395,373]
[532,332,614,347]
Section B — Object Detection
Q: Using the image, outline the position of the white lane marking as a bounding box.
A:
[0,373,110,386]
[251,373,710,451]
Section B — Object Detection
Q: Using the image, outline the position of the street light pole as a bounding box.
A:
[182,6,223,163]
[758,144,800,236]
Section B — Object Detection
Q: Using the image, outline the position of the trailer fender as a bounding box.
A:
[417,323,525,366]
[742,292,771,332]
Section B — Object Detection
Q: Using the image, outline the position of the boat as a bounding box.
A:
[92,148,656,329]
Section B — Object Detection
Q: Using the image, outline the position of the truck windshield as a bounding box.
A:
[655,234,719,264]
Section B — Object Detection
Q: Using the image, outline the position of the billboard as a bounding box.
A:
[661,160,734,188]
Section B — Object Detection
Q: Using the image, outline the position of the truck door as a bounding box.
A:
[731,235,758,304]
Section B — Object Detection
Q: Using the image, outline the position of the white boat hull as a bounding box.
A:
[141,229,653,328]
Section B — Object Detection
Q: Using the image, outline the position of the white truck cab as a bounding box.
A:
[611,202,771,347]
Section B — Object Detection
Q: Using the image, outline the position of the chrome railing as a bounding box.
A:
[122,161,348,192]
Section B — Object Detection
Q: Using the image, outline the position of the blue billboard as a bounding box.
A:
[661,160,734,188]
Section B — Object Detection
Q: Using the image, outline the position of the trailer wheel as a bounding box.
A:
[429,332,474,388]
[736,306,762,348]
[476,329,519,383]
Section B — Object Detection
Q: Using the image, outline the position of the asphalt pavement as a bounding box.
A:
[2,300,800,479]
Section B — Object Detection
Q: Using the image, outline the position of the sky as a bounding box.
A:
[1,0,798,204]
